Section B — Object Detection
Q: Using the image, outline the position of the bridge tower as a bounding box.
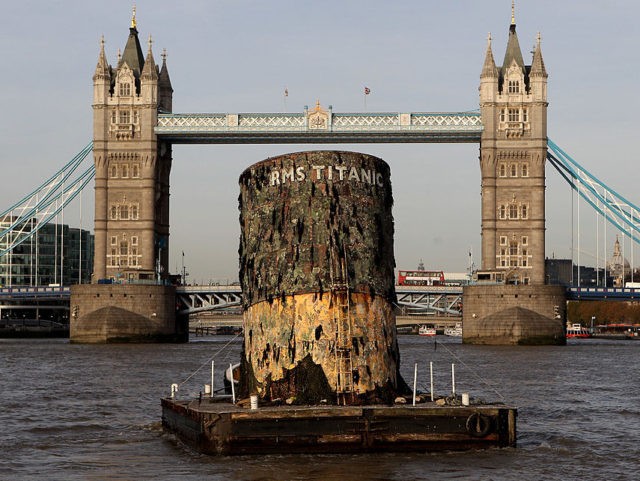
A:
[463,5,566,345]
[479,8,547,285]
[92,8,173,283]
[71,10,184,343]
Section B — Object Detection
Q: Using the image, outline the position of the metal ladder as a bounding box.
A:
[330,245,354,405]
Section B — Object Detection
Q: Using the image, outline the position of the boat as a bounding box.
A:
[444,322,463,337]
[418,325,436,337]
[566,323,592,339]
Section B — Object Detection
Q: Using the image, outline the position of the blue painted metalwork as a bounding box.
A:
[547,139,640,245]
[566,286,640,300]
[0,143,95,257]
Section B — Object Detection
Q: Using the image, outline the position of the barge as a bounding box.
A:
[161,397,516,455]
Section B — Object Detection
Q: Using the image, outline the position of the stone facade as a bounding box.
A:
[92,12,173,283]
[479,18,548,286]
[463,284,565,345]
[70,284,185,343]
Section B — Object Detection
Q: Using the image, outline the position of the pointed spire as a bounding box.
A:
[530,32,548,77]
[119,9,145,79]
[501,9,525,71]
[481,32,499,78]
[141,34,158,82]
[93,35,111,82]
[158,48,173,112]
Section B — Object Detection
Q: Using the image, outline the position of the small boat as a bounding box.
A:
[566,323,592,339]
[418,325,436,337]
[444,323,463,337]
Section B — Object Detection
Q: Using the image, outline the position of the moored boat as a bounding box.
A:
[566,323,592,339]
[444,322,463,337]
[419,325,436,337]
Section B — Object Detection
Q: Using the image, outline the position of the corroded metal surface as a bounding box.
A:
[244,292,399,401]
[238,151,401,404]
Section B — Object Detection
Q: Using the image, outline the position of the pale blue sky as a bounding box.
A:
[1,1,639,283]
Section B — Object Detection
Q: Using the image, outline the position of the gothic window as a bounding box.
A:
[509,204,518,219]
[510,164,518,177]
[119,111,130,124]
[521,163,529,177]
[121,164,129,178]
[508,108,519,122]
[522,249,529,267]
[499,163,507,177]
[522,236,529,245]
[132,205,139,220]
[110,250,117,266]
[111,236,117,246]
[499,205,507,219]
[120,240,128,256]
[500,236,508,246]
[500,109,506,122]
[111,111,116,124]
[522,108,529,122]
[110,206,117,220]
[508,80,520,93]
[133,111,139,124]
[131,236,138,246]
[120,205,129,220]
[132,164,140,178]
[110,165,117,178]
[521,204,529,219]
[119,82,131,96]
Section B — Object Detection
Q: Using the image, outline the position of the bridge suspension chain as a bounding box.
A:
[0,142,95,257]
[547,139,640,245]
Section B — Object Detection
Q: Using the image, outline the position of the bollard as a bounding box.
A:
[412,363,418,406]
[462,392,470,406]
[430,361,434,402]
[170,383,178,399]
[211,360,215,398]
[250,394,258,410]
[204,384,211,396]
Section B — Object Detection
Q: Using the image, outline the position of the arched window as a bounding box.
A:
[499,205,507,219]
[521,204,528,219]
[508,80,520,93]
[509,204,518,219]
[510,164,518,177]
[121,164,129,178]
[111,166,117,178]
[499,163,507,177]
[521,163,529,177]
[132,164,140,178]
[131,205,138,220]
[119,111,130,124]
[120,205,129,220]
[119,240,128,256]
[110,206,118,220]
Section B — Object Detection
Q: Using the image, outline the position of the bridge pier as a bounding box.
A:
[70,284,187,343]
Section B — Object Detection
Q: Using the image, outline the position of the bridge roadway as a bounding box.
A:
[155,111,483,144]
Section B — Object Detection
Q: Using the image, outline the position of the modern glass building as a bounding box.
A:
[0,216,93,287]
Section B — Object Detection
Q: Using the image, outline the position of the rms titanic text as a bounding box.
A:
[269,165,385,187]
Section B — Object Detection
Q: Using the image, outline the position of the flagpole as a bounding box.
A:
[284,87,288,112]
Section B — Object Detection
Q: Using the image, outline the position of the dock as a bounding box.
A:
[161,397,516,455]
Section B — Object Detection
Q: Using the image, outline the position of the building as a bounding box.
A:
[478,7,548,285]
[0,216,93,287]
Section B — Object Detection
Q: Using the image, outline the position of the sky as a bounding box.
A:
[1,1,639,284]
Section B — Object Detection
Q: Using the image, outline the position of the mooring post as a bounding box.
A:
[211,361,216,397]
[229,363,236,404]
[430,361,434,402]
[412,363,418,406]
[451,363,456,398]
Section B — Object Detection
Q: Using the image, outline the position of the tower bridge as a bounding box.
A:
[4,5,638,343]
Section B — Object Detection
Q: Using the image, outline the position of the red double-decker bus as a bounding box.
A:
[397,270,445,286]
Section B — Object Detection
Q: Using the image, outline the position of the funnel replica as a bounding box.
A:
[238,151,405,405]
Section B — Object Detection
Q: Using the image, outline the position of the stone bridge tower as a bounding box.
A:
[92,9,173,283]
[479,10,547,285]
[71,10,183,343]
[464,6,566,345]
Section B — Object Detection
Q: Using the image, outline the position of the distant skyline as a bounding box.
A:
[1,1,639,283]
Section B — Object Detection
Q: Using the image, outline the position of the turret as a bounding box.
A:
[93,36,111,105]
[158,49,173,113]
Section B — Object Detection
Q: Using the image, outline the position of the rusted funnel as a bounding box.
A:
[238,151,403,405]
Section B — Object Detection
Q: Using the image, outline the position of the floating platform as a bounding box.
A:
[161,397,516,455]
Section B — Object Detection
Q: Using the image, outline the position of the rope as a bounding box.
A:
[178,332,242,387]
[432,339,506,403]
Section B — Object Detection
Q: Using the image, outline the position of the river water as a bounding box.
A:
[1,335,639,480]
